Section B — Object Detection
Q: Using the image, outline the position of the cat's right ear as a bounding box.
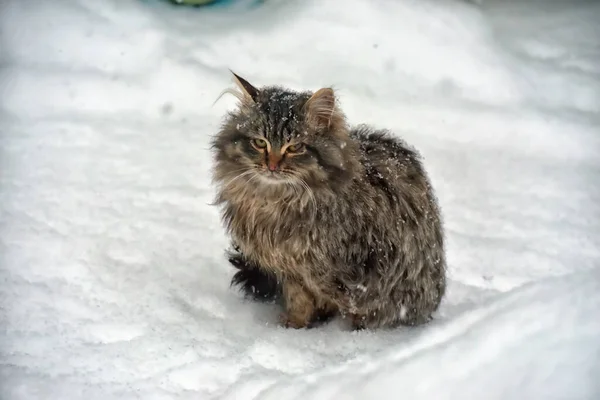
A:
[303,87,340,130]
[230,70,259,103]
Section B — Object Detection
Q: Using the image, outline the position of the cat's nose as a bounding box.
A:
[267,154,282,171]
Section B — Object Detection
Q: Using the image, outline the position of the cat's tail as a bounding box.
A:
[228,249,281,302]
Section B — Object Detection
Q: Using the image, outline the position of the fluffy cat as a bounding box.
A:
[211,72,446,330]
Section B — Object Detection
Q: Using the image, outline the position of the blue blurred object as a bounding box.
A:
[158,0,264,8]
[171,0,217,5]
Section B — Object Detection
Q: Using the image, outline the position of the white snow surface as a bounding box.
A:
[1,0,599,399]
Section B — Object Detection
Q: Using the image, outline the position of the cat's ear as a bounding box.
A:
[303,87,339,130]
[230,70,259,103]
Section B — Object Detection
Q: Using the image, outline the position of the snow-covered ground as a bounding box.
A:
[1,0,599,398]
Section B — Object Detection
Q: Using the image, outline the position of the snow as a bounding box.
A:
[1,0,599,399]
[239,271,600,400]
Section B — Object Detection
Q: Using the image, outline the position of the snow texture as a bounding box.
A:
[1,0,599,399]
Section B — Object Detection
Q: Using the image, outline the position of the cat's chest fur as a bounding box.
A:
[225,196,320,279]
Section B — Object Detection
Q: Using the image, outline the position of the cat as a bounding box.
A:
[210,71,447,330]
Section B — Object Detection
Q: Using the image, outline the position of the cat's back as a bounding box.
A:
[350,125,428,191]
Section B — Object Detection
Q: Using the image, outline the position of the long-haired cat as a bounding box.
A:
[211,72,446,330]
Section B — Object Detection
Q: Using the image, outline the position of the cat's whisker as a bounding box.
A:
[289,181,300,199]
[244,172,262,234]
[220,169,255,191]
[245,171,261,188]
[286,173,317,218]
[300,180,318,219]
[284,180,302,206]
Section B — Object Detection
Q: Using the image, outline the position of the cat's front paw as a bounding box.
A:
[350,313,367,331]
[278,312,310,329]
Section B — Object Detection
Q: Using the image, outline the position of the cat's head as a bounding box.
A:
[211,72,360,202]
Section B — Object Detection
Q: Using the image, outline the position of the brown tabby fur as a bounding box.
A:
[210,72,447,330]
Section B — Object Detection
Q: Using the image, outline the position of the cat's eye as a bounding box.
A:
[286,143,305,153]
[251,138,268,149]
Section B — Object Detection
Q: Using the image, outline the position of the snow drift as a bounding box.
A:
[235,271,600,400]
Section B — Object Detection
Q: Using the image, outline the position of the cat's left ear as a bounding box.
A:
[303,87,339,130]
[230,70,259,103]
